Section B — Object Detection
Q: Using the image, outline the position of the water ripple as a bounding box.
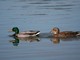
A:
[30,13,47,16]
[29,2,49,4]
[40,4,74,7]
[37,4,74,11]
[0,0,6,1]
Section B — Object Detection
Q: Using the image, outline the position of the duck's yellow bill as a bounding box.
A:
[8,29,13,32]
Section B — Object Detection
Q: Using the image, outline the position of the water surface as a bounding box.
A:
[0,0,80,60]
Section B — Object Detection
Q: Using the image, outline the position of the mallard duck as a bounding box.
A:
[51,27,80,38]
[9,27,40,38]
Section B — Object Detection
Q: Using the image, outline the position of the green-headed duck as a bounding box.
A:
[9,27,40,38]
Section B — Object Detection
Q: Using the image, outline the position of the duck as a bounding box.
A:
[51,27,80,38]
[9,27,40,38]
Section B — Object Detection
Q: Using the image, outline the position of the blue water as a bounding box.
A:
[0,0,80,60]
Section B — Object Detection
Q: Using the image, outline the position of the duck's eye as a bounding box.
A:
[12,27,17,31]
[12,28,15,31]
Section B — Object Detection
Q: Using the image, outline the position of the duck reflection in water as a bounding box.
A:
[18,36,40,42]
[51,37,60,44]
[51,36,80,44]
[9,36,40,46]
[9,36,80,46]
[9,37,19,46]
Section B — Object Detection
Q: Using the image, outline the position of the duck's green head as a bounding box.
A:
[12,27,19,34]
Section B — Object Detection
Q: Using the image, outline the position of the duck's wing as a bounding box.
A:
[61,31,78,33]
[19,30,40,35]
[59,31,79,37]
[25,30,40,34]
[19,32,36,35]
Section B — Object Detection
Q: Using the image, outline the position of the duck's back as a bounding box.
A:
[59,31,78,37]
